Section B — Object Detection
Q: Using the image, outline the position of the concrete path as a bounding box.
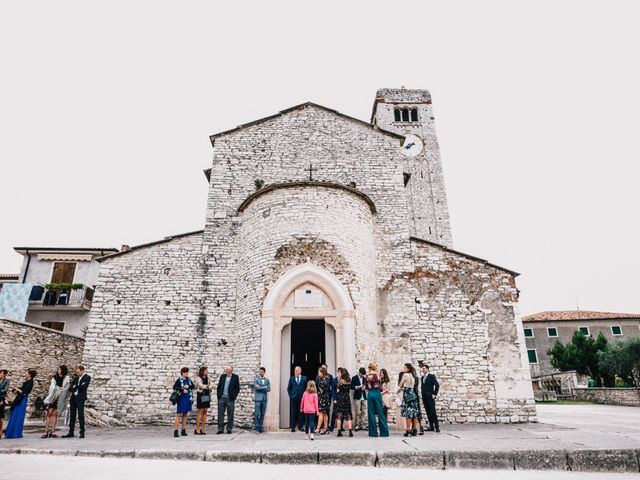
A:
[4,455,640,480]
[1,403,639,472]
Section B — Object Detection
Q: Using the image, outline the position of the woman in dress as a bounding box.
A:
[379,368,392,418]
[315,366,331,435]
[172,367,194,437]
[194,366,211,435]
[42,365,69,438]
[397,363,419,437]
[335,369,354,437]
[4,369,37,439]
[364,363,389,437]
[412,365,425,435]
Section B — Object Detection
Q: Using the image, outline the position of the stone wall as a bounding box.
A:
[0,318,84,418]
[82,232,205,425]
[377,239,537,423]
[573,388,640,407]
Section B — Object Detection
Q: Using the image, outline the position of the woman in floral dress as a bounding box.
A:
[335,369,353,437]
[397,363,419,437]
[315,366,331,434]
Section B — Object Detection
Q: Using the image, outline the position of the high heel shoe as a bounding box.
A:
[41,432,49,439]
[419,426,424,435]
[404,431,410,437]
[411,428,418,436]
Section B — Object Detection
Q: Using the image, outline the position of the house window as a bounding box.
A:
[394,108,419,123]
[41,321,65,332]
[579,326,590,336]
[547,327,558,337]
[527,349,538,364]
[51,262,76,284]
[611,325,622,336]
[524,328,534,338]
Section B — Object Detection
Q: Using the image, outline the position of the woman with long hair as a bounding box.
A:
[335,369,354,437]
[42,365,69,438]
[379,368,392,418]
[315,366,331,435]
[194,366,211,435]
[397,363,419,436]
[4,369,37,439]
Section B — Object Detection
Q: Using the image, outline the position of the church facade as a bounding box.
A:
[82,88,536,429]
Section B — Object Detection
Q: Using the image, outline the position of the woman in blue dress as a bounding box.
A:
[4,369,37,439]
[172,367,193,437]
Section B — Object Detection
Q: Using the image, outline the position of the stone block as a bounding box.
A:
[446,450,514,470]
[318,451,376,466]
[513,450,568,471]
[568,449,639,473]
[134,450,206,461]
[378,450,443,469]
[205,450,261,463]
[261,451,318,464]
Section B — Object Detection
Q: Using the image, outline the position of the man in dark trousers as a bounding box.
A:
[286,366,307,432]
[216,366,240,434]
[351,367,367,431]
[420,364,440,432]
[63,365,91,438]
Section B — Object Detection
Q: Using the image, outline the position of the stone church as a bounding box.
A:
[83,88,536,429]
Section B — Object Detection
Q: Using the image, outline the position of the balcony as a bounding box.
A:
[29,284,94,311]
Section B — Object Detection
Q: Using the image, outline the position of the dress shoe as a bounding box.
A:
[174,430,179,437]
[226,430,232,434]
[181,429,187,436]
[79,433,85,439]
[426,427,435,432]
[61,432,74,438]
[435,427,440,433]
[216,431,224,434]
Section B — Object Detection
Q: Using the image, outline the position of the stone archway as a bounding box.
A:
[260,262,355,430]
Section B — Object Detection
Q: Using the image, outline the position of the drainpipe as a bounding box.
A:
[23,249,31,283]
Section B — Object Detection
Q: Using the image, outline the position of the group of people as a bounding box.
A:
[0,365,91,440]
[1,361,440,440]
[170,361,440,439]
[286,362,440,439]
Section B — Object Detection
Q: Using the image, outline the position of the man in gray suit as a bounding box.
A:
[253,367,271,433]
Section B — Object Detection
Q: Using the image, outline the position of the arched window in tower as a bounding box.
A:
[394,107,419,123]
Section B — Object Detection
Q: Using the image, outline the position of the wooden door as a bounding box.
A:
[51,262,76,283]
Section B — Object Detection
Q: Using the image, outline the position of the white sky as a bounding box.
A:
[1,1,638,316]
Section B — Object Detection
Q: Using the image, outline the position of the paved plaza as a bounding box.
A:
[1,404,640,473]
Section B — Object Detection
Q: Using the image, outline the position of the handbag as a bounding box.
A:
[395,396,403,407]
[170,391,180,405]
[200,393,211,403]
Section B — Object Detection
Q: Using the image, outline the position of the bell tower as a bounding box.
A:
[371,88,453,247]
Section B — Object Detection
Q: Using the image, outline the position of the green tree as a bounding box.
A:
[547,331,609,385]
[598,337,640,387]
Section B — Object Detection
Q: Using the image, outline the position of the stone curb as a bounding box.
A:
[1,447,639,472]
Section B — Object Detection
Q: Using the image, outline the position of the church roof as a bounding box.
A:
[96,230,204,262]
[409,236,520,277]
[208,102,405,146]
[522,311,640,322]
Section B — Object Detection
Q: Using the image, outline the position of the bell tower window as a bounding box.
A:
[394,107,419,123]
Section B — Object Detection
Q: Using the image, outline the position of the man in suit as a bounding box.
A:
[63,365,91,438]
[351,367,367,431]
[216,366,240,434]
[286,366,307,432]
[420,364,440,432]
[253,366,271,433]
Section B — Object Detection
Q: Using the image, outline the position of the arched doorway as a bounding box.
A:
[260,262,355,430]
